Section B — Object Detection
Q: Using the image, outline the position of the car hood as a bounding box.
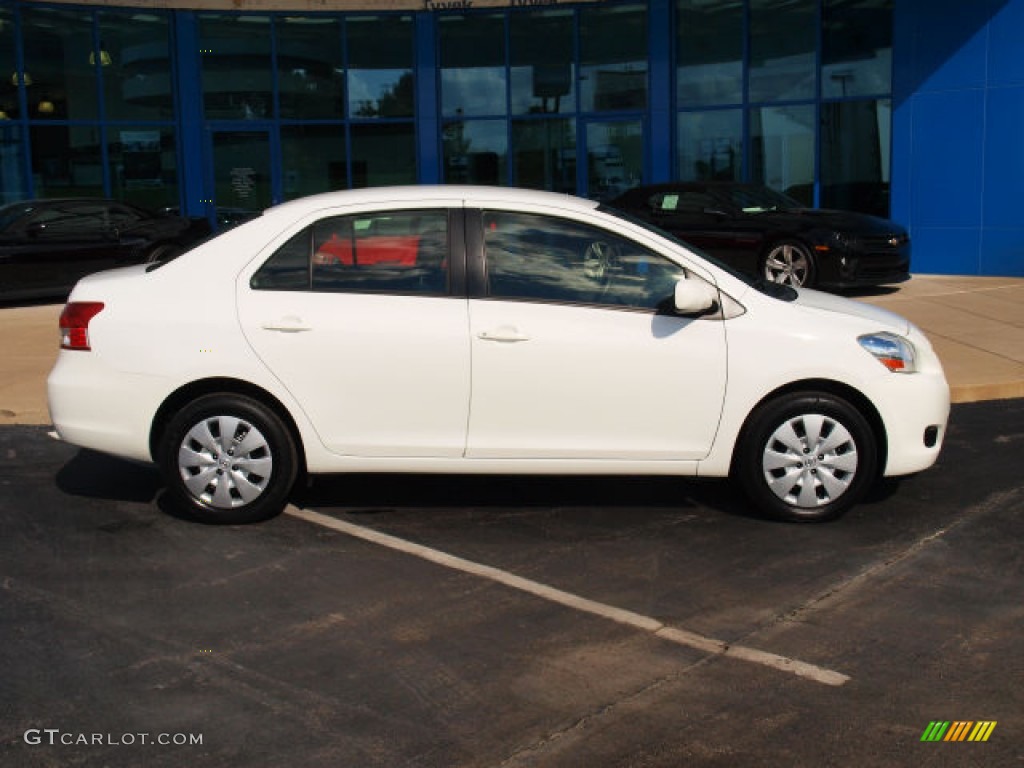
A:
[788,287,910,334]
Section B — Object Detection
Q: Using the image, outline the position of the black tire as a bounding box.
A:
[158,394,298,524]
[733,392,878,522]
[761,239,816,288]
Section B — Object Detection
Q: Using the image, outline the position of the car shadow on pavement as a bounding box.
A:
[292,472,765,522]
[55,448,162,504]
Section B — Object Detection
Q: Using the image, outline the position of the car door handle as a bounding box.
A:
[477,326,530,343]
[262,316,312,333]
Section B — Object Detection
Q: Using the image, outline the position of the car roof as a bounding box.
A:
[263,185,602,219]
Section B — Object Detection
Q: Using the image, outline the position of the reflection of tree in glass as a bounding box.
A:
[354,72,414,118]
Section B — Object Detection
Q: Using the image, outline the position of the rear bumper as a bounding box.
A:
[47,352,168,464]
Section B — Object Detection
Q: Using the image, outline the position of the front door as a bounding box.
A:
[465,209,727,461]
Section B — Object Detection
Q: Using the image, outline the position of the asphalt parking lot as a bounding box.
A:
[2,398,1022,767]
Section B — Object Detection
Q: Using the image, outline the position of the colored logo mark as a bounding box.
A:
[921,721,997,742]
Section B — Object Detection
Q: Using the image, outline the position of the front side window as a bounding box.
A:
[252,209,449,295]
[483,211,686,310]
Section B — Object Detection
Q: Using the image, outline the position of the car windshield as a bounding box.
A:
[0,203,34,233]
[598,203,797,302]
[724,186,802,214]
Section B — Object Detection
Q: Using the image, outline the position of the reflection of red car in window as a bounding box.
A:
[313,234,421,266]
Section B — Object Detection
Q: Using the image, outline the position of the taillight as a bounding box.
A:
[59,302,105,351]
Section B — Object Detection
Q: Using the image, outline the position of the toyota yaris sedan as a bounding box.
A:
[47,186,950,524]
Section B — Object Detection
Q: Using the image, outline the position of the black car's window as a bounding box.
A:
[106,204,145,228]
[723,186,800,213]
[483,211,687,311]
[252,209,449,296]
[26,203,110,238]
[650,190,715,214]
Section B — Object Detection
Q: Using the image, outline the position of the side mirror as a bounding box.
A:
[674,277,717,316]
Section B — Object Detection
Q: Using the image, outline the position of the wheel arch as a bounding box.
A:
[729,378,888,479]
[149,377,307,475]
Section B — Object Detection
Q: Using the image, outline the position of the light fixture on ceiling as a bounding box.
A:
[10,71,32,87]
[38,99,55,114]
[89,47,112,67]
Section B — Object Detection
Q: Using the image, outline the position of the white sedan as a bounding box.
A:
[47,186,950,524]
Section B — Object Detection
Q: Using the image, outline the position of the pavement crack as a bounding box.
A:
[754,487,1021,633]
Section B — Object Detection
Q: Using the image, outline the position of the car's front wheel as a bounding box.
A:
[733,392,878,522]
[159,394,298,524]
[762,240,815,288]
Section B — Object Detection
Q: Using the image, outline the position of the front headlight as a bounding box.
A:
[858,332,917,373]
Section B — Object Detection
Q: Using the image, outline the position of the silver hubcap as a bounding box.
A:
[177,416,273,509]
[764,244,810,286]
[762,413,858,508]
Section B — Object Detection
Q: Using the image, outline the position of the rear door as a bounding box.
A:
[237,204,471,458]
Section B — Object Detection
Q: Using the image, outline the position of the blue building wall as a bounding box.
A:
[893,0,1024,276]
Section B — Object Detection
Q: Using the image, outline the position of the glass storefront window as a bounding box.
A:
[277,17,344,120]
[821,99,891,216]
[510,10,575,116]
[440,15,506,118]
[512,118,576,193]
[281,125,347,200]
[678,109,742,182]
[99,11,174,121]
[108,126,177,209]
[443,119,507,185]
[0,126,27,204]
[199,15,273,120]
[677,0,743,107]
[350,123,416,187]
[212,130,272,217]
[1,6,19,121]
[586,120,642,200]
[31,125,103,197]
[749,0,816,103]
[823,0,893,98]
[348,16,414,118]
[22,6,98,121]
[750,105,815,203]
[580,5,647,112]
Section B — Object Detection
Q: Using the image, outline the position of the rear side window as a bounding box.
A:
[251,209,450,295]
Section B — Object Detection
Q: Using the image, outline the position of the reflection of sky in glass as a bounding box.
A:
[441,68,507,117]
[348,69,411,116]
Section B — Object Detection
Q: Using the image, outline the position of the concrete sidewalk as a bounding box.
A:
[1,274,1022,427]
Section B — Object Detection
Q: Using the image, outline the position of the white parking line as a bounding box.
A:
[286,505,850,687]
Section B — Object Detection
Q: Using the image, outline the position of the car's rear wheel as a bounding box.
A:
[733,392,878,522]
[159,394,297,524]
[762,240,815,288]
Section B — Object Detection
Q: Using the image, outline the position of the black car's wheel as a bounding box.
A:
[733,392,878,522]
[159,394,298,524]
[762,240,815,288]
